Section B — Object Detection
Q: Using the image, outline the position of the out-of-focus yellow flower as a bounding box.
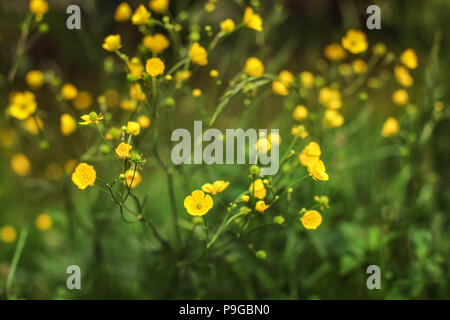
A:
[127,57,144,80]
[64,159,78,174]
[300,210,322,230]
[307,160,329,181]
[175,70,191,82]
[137,115,151,129]
[36,214,52,231]
[205,2,215,12]
[241,195,250,202]
[324,43,347,61]
[278,70,294,87]
[102,34,122,51]
[11,153,31,176]
[244,57,264,77]
[105,127,121,140]
[381,117,399,137]
[71,163,96,190]
[146,57,165,77]
[124,169,142,188]
[392,89,408,106]
[341,29,368,54]
[25,70,44,89]
[8,91,37,120]
[272,81,289,96]
[372,43,387,56]
[256,138,271,153]
[115,142,132,159]
[220,19,235,33]
[1,226,17,243]
[352,59,367,74]
[291,125,309,139]
[60,113,76,136]
[299,142,321,167]
[243,7,263,32]
[394,65,413,87]
[114,2,132,22]
[314,195,330,209]
[142,33,170,53]
[319,87,342,109]
[292,105,308,121]
[249,179,266,200]
[121,99,138,111]
[132,4,151,25]
[184,190,213,216]
[0,127,16,147]
[189,42,208,66]
[300,71,315,88]
[323,109,344,128]
[45,162,63,180]
[209,69,219,78]
[104,89,120,108]
[268,132,281,147]
[129,83,147,101]
[255,200,269,213]
[201,180,230,195]
[73,91,92,110]
[400,48,418,69]
[61,83,78,100]
[22,115,43,135]
[79,112,104,125]
[126,121,141,135]
[149,0,169,13]
[29,0,48,18]
[192,89,202,97]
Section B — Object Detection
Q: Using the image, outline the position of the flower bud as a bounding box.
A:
[255,250,267,260]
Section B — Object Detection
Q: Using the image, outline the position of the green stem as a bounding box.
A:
[206,212,246,249]
[6,228,28,299]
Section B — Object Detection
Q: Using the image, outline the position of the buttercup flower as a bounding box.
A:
[341,29,368,54]
[249,179,267,200]
[323,109,344,128]
[392,89,409,106]
[8,91,37,120]
[255,200,269,213]
[241,195,250,202]
[29,0,48,18]
[300,71,315,88]
[121,100,138,111]
[372,43,387,56]
[299,142,321,167]
[244,57,264,77]
[293,105,308,121]
[220,19,235,33]
[352,59,367,74]
[243,7,263,31]
[324,43,347,61]
[256,138,271,153]
[149,0,169,13]
[114,2,132,22]
[115,142,132,159]
[201,180,230,195]
[189,42,208,66]
[137,115,151,129]
[36,214,52,231]
[300,210,323,230]
[192,89,202,97]
[394,65,413,87]
[79,112,104,125]
[268,132,281,147]
[129,83,147,101]
[319,87,342,109]
[60,113,76,136]
[25,70,44,89]
[10,153,31,176]
[291,125,309,139]
[272,81,289,96]
[210,69,219,78]
[126,121,141,135]
[61,83,78,100]
[22,115,43,135]
[400,48,418,69]
[102,34,122,52]
[1,226,17,243]
[71,163,96,190]
[124,169,142,188]
[184,190,214,216]
[146,57,165,77]
[381,117,399,137]
[307,160,329,181]
[132,4,151,25]
[142,33,170,53]
[73,91,92,110]
[127,57,144,80]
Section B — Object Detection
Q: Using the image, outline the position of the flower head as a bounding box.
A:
[381,117,399,137]
[201,180,230,195]
[132,4,151,25]
[142,33,170,53]
[249,179,267,200]
[149,0,169,13]
[61,83,78,100]
[137,115,151,129]
[102,34,122,52]
[220,19,235,33]
[10,153,31,176]
[324,43,347,61]
[115,142,132,159]
[291,125,309,139]
[79,112,104,125]
[299,142,321,167]
[71,163,96,190]
[126,121,141,135]
[323,109,344,128]
[300,210,323,230]
[60,113,77,136]
[255,200,269,213]
[244,57,264,77]
[394,65,413,87]
[36,214,52,231]
[124,169,142,188]
[292,105,308,121]
[1,226,17,243]
[400,48,418,69]
[73,91,92,110]
[300,71,315,88]
[8,91,37,120]
[243,7,263,31]
[272,81,289,96]
[392,89,408,106]
[184,190,214,216]
[189,42,208,66]
[25,70,44,89]
[146,57,165,77]
[114,2,132,22]
[129,83,147,101]
[341,29,368,54]
[319,87,342,109]
[127,57,144,80]
[29,0,48,18]
[307,160,329,181]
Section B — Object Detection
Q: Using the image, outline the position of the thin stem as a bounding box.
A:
[6,228,28,299]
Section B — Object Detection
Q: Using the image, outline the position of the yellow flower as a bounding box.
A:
[45,162,63,181]
[114,2,132,22]
[21,115,43,135]
[352,59,367,74]
[124,169,142,189]
[115,142,132,159]
[132,4,151,25]
[61,83,78,100]
[149,0,169,13]
[249,179,267,200]
[192,89,202,97]
[121,99,138,111]
[126,121,141,135]
[243,7,263,32]
[29,0,48,18]
[339,63,352,76]
[300,210,323,230]
[189,42,208,66]
[209,69,219,78]
[220,19,235,33]
[292,105,308,121]
[268,132,281,147]
[381,117,399,137]
[400,48,418,69]
[255,200,269,213]
[323,109,344,128]
[241,195,250,202]
[146,57,165,77]
[341,29,368,54]
[300,71,315,88]
[71,163,96,190]
[278,70,294,87]
[184,190,213,216]
[142,33,170,53]
[201,180,230,195]
[307,160,329,181]
[60,113,76,136]
[175,70,191,82]
[392,89,409,106]
[319,87,342,109]
[394,65,413,87]
[129,83,147,101]
[372,43,387,56]
[79,112,104,125]
[25,70,44,89]
[104,89,120,108]
[10,153,31,176]
[204,2,215,12]
[36,214,52,231]
[72,90,92,110]
[64,159,78,174]
[127,57,144,80]
[272,81,288,96]
[8,91,37,120]
[102,34,122,52]
[1,226,17,243]
[0,127,16,147]
[299,142,321,167]
[256,138,271,153]
[324,43,347,61]
[291,125,309,139]
[244,57,264,77]
[137,115,151,129]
